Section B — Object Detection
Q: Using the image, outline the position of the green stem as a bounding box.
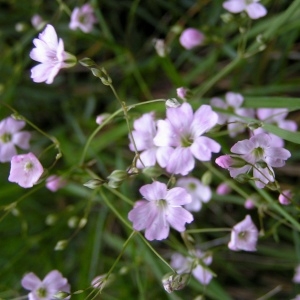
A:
[186,228,232,234]
[104,185,134,205]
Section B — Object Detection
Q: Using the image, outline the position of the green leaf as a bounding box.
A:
[263,123,300,144]
[244,97,300,109]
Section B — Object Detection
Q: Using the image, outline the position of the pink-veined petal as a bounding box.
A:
[191,136,221,161]
[167,206,193,232]
[165,187,192,206]
[139,181,167,202]
[21,272,41,290]
[166,147,195,175]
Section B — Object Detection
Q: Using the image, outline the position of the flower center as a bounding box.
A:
[24,161,34,172]
[252,147,264,161]
[245,0,254,4]
[188,183,197,191]
[238,231,248,240]
[181,135,193,147]
[157,199,168,209]
[0,133,12,143]
[37,287,47,298]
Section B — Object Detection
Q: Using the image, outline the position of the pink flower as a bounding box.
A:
[176,87,188,101]
[129,112,173,168]
[30,24,76,84]
[69,4,97,33]
[8,153,43,188]
[216,182,232,195]
[171,250,213,285]
[228,215,258,251]
[216,133,291,188]
[31,14,45,30]
[179,28,205,49]
[223,0,267,19]
[176,177,211,212]
[0,117,31,163]
[210,92,255,137]
[46,175,66,192]
[154,103,220,175]
[278,189,292,205]
[254,108,298,147]
[244,198,255,209]
[128,181,193,241]
[21,270,70,300]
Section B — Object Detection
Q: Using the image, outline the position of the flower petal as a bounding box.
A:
[166,207,193,232]
[191,136,221,161]
[166,147,195,175]
[223,0,246,13]
[165,187,192,206]
[139,181,167,202]
[21,272,41,290]
[246,3,267,19]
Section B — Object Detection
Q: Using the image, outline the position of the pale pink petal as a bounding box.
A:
[250,133,271,148]
[225,92,244,108]
[43,270,68,291]
[12,132,31,149]
[154,119,180,147]
[223,0,246,13]
[231,139,254,154]
[265,147,291,162]
[0,117,25,133]
[166,103,194,135]
[192,265,213,285]
[38,24,59,50]
[210,97,228,125]
[166,147,195,175]
[215,155,234,169]
[246,3,267,19]
[190,136,221,161]
[191,105,219,137]
[167,207,193,232]
[253,166,274,188]
[156,146,174,168]
[165,187,192,206]
[139,181,167,201]
[179,28,205,50]
[0,143,17,163]
[145,209,169,241]
[278,120,297,132]
[136,148,157,168]
[229,165,251,178]
[21,272,41,290]
[31,63,60,84]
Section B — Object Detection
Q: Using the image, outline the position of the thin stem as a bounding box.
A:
[138,233,175,272]
[104,185,134,205]
[186,228,232,234]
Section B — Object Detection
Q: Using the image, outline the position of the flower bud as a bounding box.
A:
[162,272,190,293]
[179,28,205,50]
[68,216,79,228]
[53,291,70,299]
[83,179,105,189]
[54,240,68,251]
[92,274,114,290]
[79,57,97,68]
[166,98,181,108]
[107,170,128,182]
[278,190,292,205]
[201,171,212,186]
[142,166,163,178]
[79,218,87,228]
[91,68,103,78]
[235,173,251,183]
[247,121,262,130]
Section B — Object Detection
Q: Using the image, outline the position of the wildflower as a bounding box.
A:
[95,113,110,125]
[223,0,267,19]
[46,175,66,192]
[171,250,213,285]
[128,181,193,241]
[0,117,31,163]
[8,152,43,188]
[254,108,298,147]
[210,92,255,137]
[153,38,169,57]
[176,177,211,212]
[129,112,173,168]
[176,87,188,101]
[216,133,291,188]
[69,4,97,33]
[179,28,205,49]
[31,14,45,30]
[154,103,220,175]
[21,270,70,300]
[278,189,292,205]
[30,24,77,84]
[244,198,255,209]
[228,215,258,251]
[293,265,300,283]
[216,182,232,195]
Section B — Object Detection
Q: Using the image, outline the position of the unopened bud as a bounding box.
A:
[107,170,128,182]
[54,240,68,251]
[78,218,87,228]
[201,171,212,186]
[53,291,70,299]
[91,68,103,78]
[107,180,122,189]
[162,272,190,293]
[68,216,79,228]
[235,173,251,183]
[83,179,104,189]
[79,57,97,68]
[166,98,181,108]
[100,77,112,85]
[265,180,280,191]
[46,214,57,226]
[92,274,114,290]
[142,166,163,178]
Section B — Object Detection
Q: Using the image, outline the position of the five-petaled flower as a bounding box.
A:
[171,250,214,285]
[176,177,211,212]
[216,133,291,188]
[0,117,31,163]
[128,181,193,241]
[21,270,70,300]
[30,24,76,84]
[154,103,220,176]
[210,92,255,137]
[69,4,97,33]
[9,152,44,188]
[223,0,267,19]
[228,215,258,251]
